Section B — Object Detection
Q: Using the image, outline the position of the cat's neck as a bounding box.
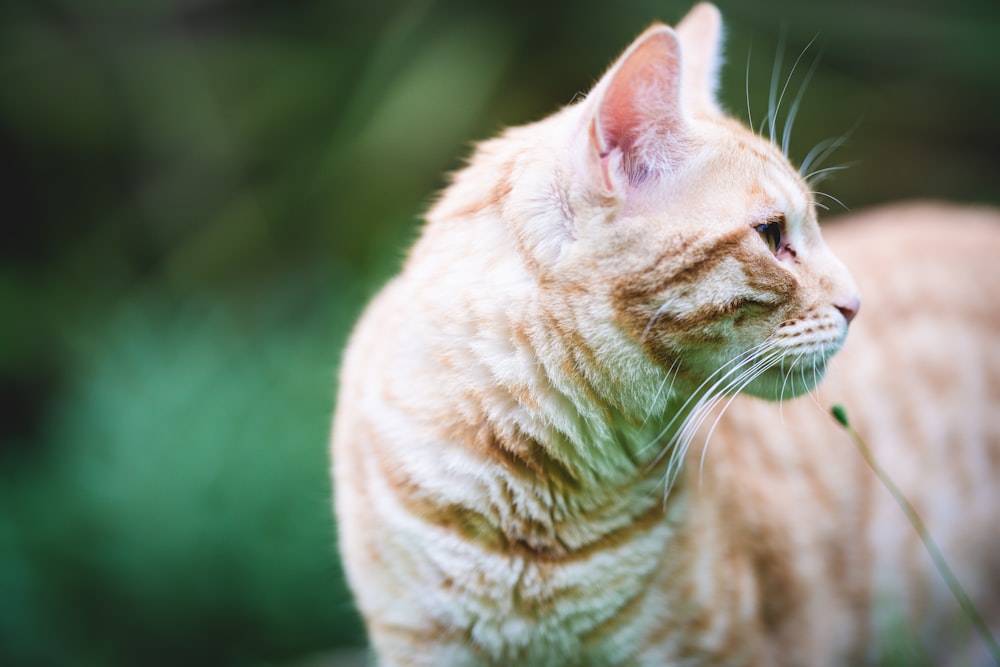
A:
[406,225,690,490]
[511,293,690,485]
[410,111,689,484]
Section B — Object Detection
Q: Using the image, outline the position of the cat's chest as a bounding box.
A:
[413,512,681,664]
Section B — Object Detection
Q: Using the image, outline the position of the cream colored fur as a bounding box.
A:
[331,4,1000,665]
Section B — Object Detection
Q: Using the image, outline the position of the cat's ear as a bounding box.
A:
[587,24,687,192]
[676,2,725,117]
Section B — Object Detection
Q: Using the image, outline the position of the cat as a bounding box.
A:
[330,3,1000,665]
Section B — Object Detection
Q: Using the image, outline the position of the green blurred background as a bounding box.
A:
[1,0,998,665]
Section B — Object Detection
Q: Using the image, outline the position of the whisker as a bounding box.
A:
[655,342,783,496]
[641,300,673,341]
[801,361,823,404]
[799,138,838,178]
[781,39,821,158]
[664,358,681,413]
[778,356,789,421]
[814,356,828,403]
[773,34,819,157]
[804,357,834,418]
[798,365,813,405]
[694,350,784,484]
[779,349,807,407]
[641,357,681,428]
[812,190,850,211]
[762,24,786,140]
[804,163,854,185]
[640,340,776,459]
[800,137,848,179]
[642,341,775,488]
[775,355,786,424]
[806,357,823,408]
[745,42,755,136]
[675,358,770,486]
[800,121,859,178]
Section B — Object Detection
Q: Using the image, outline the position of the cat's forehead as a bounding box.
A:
[712,120,813,221]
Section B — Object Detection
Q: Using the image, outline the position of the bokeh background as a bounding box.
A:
[2,0,998,665]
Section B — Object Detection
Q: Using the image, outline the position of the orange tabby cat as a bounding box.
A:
[331,4,1000,665]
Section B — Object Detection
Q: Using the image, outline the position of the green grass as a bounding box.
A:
[0,280,367,666]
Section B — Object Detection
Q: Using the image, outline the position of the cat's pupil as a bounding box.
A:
[755,219,783,254]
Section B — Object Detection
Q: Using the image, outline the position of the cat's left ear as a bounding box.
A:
[585,25,687,193]
[676,3,725,118]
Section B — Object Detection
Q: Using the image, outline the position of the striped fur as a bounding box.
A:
[331,5,1000,665]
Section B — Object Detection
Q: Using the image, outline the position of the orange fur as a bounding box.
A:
[331,4,1000,665]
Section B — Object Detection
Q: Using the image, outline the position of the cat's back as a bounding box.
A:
[827,201,1000,660]
[821,201,1000,450]
[715,201,1000,662]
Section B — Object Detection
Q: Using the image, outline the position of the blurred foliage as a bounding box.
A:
[1,0,998,664]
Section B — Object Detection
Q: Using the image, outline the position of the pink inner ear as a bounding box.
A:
[600,28,680,149]
[594,27,685,184]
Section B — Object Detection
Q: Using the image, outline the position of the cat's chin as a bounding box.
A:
[740,364,829,401]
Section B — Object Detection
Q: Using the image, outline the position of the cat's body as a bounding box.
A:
[331,5,1000,665]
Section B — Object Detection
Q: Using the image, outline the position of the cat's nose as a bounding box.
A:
[835,296,860,324]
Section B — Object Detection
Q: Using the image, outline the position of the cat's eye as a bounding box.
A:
[754,217,784,254]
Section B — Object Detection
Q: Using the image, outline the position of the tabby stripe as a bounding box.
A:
[368,416,677,562]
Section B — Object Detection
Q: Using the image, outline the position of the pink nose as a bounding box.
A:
[835,297,860,324]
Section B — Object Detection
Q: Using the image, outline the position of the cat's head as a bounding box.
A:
[492,3,860,402]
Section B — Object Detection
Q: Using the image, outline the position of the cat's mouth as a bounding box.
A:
[740,324,845,400]
[743,353,833,401]
[676,331,841,406]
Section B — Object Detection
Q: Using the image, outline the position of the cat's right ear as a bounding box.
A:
[585,25,688,195]
[675,3,725,118]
